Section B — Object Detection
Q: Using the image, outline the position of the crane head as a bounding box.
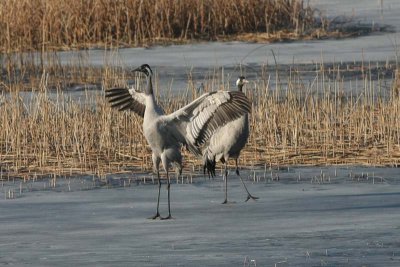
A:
[236,76,249,91]
[133,64,153,77]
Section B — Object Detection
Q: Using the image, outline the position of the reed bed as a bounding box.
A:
[246,70,400,167]
[0,57,399,179]
[0,0,321,52]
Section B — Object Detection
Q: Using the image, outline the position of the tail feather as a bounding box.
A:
[203,146,217,178]
[203,156,216,178]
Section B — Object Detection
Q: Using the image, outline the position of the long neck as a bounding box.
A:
[145,75,154,95]
[238,84,243,92]
[144,75,164,116]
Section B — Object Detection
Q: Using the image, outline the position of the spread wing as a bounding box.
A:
[164,91,251,153]
[105,87,146,117]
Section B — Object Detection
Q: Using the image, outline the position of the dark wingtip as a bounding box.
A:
[104,87,146,117]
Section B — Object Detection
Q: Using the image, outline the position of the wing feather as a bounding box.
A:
[192,91,251,145]
[105,87,146,117]
[165,90,251,151]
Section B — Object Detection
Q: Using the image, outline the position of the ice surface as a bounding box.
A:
[1,167,400,266]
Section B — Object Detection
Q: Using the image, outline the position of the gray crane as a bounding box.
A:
[105,64,251,219]
[203,76,258,203]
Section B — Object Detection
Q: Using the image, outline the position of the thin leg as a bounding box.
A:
[161,169,173,220]
[222,162,228,204]
[236,159,259,202]
[149,170,162,220]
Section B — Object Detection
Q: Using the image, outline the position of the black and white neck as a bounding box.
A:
[133,64,154,95]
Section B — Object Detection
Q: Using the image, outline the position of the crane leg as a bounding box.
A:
[235,159,259,202]
[161,169,173,220]
[222,163,229,204]
[149,170,162,219]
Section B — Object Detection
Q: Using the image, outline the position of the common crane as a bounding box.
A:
[203,76,258,203]
[105,64,251,219]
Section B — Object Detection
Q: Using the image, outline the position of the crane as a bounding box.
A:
[203,76,258,203]
[105,64,251,219]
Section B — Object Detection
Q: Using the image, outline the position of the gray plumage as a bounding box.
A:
[203,76,258,203]
[105,64,251,219]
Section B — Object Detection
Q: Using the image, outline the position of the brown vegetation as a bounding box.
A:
[0,58,399,179]
[0,0,320,52]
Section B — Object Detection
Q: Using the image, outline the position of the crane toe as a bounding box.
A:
[148,213,161,220]
[160,215,174,220]
[245,194,259,202]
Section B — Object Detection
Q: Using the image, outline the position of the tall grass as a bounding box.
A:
[0,58,399,179]
[0,0,319,52]
[247,69,400,167]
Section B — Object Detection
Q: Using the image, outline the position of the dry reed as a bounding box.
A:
[0,56,399,179]
[0,0,320,52]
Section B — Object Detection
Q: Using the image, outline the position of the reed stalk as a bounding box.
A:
[0,56,399,179]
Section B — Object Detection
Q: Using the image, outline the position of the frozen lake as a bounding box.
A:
[1,167,400,266]
[1,1,400,266]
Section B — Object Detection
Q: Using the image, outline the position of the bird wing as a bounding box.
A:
[105,87,146,117]
[163,91,251,153]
